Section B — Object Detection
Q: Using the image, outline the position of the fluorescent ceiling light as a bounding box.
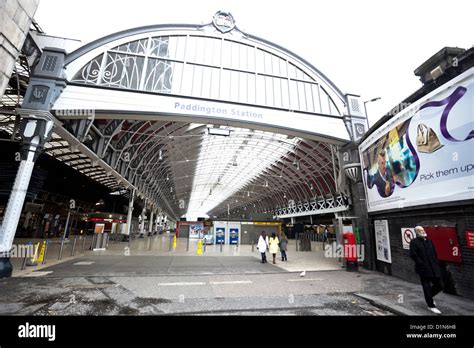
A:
[109,190,127,195]
[207,127,231,136]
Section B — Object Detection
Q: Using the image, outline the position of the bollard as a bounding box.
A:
[42,241,49,265]
[203,240,207,253]
[25,241,38,266]
[58,239,65,260]
[90,234,96,250]
[36,241,46,264]
[29,241,40,266]
[81,236,86,254]
[173,235,177,249]
[71,237,77,256]
[220,241,223,252]
[296,234,299,252]
[21,244,29,270]
[186,235,190,252]
[197,239,203,255]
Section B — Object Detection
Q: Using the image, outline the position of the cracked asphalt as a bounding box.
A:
[0,255,393,316]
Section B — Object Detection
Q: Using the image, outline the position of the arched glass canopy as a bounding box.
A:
[41,13,352,220]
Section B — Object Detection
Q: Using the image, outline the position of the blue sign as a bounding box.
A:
[229,228,239,244]
[216,227,225,244]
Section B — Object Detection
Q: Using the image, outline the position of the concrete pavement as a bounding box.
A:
[2,234,473,316]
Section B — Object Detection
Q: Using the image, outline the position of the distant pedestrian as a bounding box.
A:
[409,226,443,314]
[257,231,269,263]
[279,233,288,261]
[269,232,280,264]
[324,226,329,242]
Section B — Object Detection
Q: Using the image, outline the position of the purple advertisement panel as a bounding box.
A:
[359,68,474,212]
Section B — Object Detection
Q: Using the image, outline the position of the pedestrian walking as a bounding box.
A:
[279,233,288,261]
[269,232,280,264]
[324,226,329,242]
[409,226,443,314]
[257,231,269,263]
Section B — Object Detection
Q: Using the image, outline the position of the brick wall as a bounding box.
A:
[371,204,474,300]
[0,0,39,96]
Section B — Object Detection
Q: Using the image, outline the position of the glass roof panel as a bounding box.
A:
[186,127,298,219]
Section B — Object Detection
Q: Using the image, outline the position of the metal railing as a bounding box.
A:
[19,236,92,270]
[295,233,327,252]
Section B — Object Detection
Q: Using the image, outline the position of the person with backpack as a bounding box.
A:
[279,233,288,261]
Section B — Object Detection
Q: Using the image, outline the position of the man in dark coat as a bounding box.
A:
[409,226,443,314]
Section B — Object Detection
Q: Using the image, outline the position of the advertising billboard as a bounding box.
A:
[229,228,239,244]
[359,68,474,212]
[189,223,203,239]
[215,227,225,244]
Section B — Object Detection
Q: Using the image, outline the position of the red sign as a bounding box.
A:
[424,226,461,263]
[466,231,474,249]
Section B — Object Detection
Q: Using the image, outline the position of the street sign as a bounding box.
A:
[466,231,474,249]
[401,228,416,250]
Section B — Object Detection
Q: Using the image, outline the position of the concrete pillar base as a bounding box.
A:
[0,257,13,278]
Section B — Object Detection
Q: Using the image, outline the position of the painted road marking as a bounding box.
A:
[157,280,253,286]
[287,278,324,282]
[209,280,253,285]
[73,261,95,265]
[23,271,54,277]
[158,282,206,286]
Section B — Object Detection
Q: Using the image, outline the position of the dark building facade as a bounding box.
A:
[343,46,474,299]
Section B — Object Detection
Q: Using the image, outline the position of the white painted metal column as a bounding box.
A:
[0,116,53,277]
[148,210,154,235]
[139,198,147,237]
[154,212,160,233]
[125,189,135,236]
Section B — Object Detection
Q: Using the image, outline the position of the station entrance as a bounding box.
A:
[0,12,370,276]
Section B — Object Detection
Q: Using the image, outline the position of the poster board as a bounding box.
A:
[94,223,105,234]
[374,220,391,263]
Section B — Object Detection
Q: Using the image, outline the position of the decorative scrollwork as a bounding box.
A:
[72,54,104,85]
[144,58,173,92]
[100,53,144,90]
[72,39,172,92]
[70,34,341,115]
[112,39,148,55]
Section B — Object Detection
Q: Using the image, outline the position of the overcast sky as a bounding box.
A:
[34,0,473,126]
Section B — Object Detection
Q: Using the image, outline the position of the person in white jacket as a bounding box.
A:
[257,231,269,263]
